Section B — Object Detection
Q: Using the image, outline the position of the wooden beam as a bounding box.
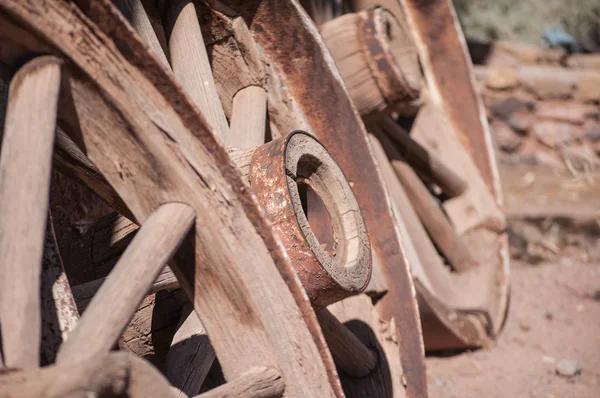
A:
[57,203,195,363]
[194,366,284,398]
[316,309,377,378]
[0,56,61,369]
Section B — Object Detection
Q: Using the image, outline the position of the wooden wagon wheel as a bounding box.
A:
[304,0,510,351]
[0,0,427,397]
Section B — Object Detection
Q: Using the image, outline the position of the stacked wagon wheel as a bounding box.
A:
[0,0,437,397]
[305,0,510,351]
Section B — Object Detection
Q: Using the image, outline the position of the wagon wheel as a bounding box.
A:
[0,0,426,397]
[303,0,510,350]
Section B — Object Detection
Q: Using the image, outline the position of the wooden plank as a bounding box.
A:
[0,352,174,397]
[1,1,340,395]
[230,85,267,148]
[166,0,231,142]
[57,203,195,363]
[194,366,284,398]
[0,56,61,369]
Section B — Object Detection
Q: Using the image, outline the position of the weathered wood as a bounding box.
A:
[236,1,426,394]
[114,0,170,68]
[53,126,133,219]
[320,7,421,118]
[166,0,231,142]
[0,56,61,369]
[317,309,377,378]
[410,104,506,235]
[363,252,388,299]
[399,0,500,196]
[71,265,178,312]
[40,213,80,365]
[0,352,174,397]
[195,366,284,398]
[1,1,340,395]
[230,85,267,148]
[57,203,195,363]
[165,304,216,397]
[373,126,478,273]
[379,116,467,198]
[327,294,404,398]
[367,130,448,294]
[118,290,186,365]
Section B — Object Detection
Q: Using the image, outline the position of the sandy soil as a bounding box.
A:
[426,165,600,398]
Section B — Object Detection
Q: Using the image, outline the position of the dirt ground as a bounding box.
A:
[425,164,600,398]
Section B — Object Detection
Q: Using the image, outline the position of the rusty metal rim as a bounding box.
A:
[283,131,372,292]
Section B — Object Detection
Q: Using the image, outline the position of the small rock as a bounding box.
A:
[542,355,556,364]
[493,122,523,152]
[507,112,536,134]
[556,359,582,377]
[575,73,600,103]
[566,54,600,70]
[534,121,574,148]
[519,317,532,331]
[585,123,600,142]
[593,141,600,157]
[485,67,520,90]
[536,101,598,124]
[490,97,535,119]
[560,145,598,172]
[520,67,577,99]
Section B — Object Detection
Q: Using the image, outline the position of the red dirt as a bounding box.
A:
[426,165,600,398]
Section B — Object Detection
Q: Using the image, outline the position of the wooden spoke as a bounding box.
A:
[379,116,467,198]
[0,56,62,369]
[114,0,170,68]
[316,309,377,378]
[230,85,268,148]
[165,304,216,397]
[409,104,506,235]
[57,203,195,363]
[367,130,467,305]
[166,0,231,142]
[0,352,173,397]
[372,125,479,273]
[194,366,284,398]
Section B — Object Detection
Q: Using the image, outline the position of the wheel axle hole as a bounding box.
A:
[297,181,337,257]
